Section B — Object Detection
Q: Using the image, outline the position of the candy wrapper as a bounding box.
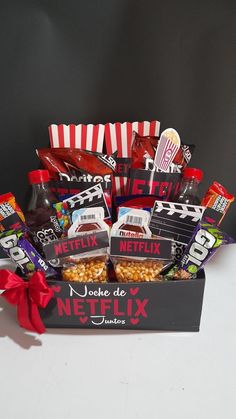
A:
[201,181,234,226]
[167,221,234,280]
[0,230,56,277]
[43,209,110,282]
[0,192,26,232]
[105,121,160,195]
[54,183,111,232]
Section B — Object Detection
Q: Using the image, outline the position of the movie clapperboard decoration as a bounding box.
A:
[63,183,110,219]
[149,201,205,261]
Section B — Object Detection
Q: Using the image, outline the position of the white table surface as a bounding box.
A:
[0,244,236,419]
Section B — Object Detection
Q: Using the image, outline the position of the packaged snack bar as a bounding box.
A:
[110,209,174,282]
[0,192,26,232]
[173,221,234,279]
[105,121,160,195]
[0,230,56,277]
[201,181,234,226]
[49,123,105,153]
[43,208,110,283]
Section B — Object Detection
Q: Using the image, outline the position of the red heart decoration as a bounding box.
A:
[130,287,139,296]
[51,285,62,293]
[130,318,140,325]
[80,316,88,324]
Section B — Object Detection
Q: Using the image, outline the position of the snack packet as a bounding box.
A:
[0,192,26,232]
[131,132,195,173]
[0,230,56,277]
[37,148,114,180]
[201,181,234,226]
[43,208,110,283]
[54,183,111,232]
[110,209,174,282]
[37,148,113,217]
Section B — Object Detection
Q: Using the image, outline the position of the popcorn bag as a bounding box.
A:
[0,121,234,334]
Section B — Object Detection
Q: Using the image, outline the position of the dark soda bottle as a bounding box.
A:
[176,168,203,205]
[25,170,62,251]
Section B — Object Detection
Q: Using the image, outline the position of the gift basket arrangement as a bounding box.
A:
[0,121,234,333]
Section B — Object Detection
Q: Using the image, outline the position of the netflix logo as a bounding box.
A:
[111,236,173,259]
[128,169,181,200]
[115,158,132,177]
[51,283,149,327]
[44,231,109,260]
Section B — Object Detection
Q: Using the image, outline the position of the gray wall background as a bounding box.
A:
[0,0,235,236]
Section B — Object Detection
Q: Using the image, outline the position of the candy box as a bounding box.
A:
[39,270,205,332]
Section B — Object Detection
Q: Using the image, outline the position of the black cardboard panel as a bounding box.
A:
[40,270,205,331]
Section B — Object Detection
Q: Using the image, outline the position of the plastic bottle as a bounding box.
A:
[176,168,203,205]
[25,170,62,250]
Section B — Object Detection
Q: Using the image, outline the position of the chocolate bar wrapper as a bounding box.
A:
[0,230,57,277]
[176,221,234,278]
[0,192,26,232]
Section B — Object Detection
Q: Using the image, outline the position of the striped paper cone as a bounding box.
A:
[49,124,105,153]
[105,121,160,196]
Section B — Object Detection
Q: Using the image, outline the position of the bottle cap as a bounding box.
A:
[28,170,50,184]
[183,168,203,182]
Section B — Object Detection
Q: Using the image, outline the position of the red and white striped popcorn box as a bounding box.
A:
[105,121,160,196]
[49,124,105,153]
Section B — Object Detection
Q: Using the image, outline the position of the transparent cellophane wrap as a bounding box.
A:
[61,253,108,283]
[111,256,173,283]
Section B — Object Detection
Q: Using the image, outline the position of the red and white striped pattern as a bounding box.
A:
[105,121,161,196]
[105,121,160,157]
[49,124,105,153]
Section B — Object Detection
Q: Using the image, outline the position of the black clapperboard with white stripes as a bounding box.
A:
[149,201,205,246]
[63,183,110,219]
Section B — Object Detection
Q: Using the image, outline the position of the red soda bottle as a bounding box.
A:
[176,168,203,205]
[25,170,62,251]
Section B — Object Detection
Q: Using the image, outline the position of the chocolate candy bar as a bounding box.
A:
[201,181,234,225]
[0,230,56,277]
[176,221,234,278]
[0,192,26,232]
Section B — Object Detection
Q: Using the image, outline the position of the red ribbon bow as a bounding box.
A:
[0,270,54,334]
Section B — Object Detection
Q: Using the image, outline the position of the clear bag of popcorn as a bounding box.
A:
[110,208,174,283]
[62,255,108,283]
[113,258,169,283]
[44,207,110,283]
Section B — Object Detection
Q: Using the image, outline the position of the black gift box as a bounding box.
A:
[40,270,205,332]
